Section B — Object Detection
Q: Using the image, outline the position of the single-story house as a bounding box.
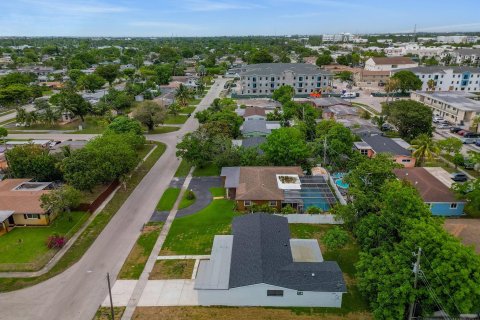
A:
[308,97,352,109]
[394,168,465,216]
[243,107,267,121]
[354,135,416,167]
[49,140,88,154]
[195,213,346,307]
[240,120,280,137]
[0,179,54,234]
[221,167,338,212]
[323,105,358,120]
[236,99,281,109]
[232,136,266,153]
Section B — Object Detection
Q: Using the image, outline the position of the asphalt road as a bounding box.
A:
[0,78,228,320]
[0,105,35,125]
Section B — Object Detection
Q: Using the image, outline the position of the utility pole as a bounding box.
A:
[408,247,422,320]
[107,272,115,320]
[323,137,327,166]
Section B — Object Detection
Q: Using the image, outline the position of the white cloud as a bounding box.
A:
[129,21,201,30]
[182,0,263,12]
[20,0,130,15]
[417,22,480,32]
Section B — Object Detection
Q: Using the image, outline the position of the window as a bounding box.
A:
[297,291,303,296]
[24,214,40,219]
[244,200,252,207]
[401,159,411,163]
[360,149,369,156]
[450,203,457,209]
[267,290,284,297]
[269,201,277,207]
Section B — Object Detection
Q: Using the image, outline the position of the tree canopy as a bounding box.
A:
[391,70,423,93]
[383,100,433,141]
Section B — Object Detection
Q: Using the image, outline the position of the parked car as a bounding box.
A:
[476,140,480,147]
[461,137,477,144]
[457,130,468,136]
[450,127,463,133]
[464,132,480,138]
[437,124,450,129]
[451,172,468,182]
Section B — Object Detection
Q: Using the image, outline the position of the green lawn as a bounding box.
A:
[209,187,225,197]
[189,98,202,105]
[161,199,239,255]
[0,142,166,292]
[289,224,370,314]
[174,159,193,177]
[156,188,181,211]
[192,163,220,177]
[0,212,88,265]
[164,115,188,125]
[118,222,163,279]
[180,106,196,114]
[178,191,196,210]
[13,116,108,133]
[148,126,180,134]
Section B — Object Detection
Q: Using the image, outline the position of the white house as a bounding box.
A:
[364,57,418,72]
[194,214,346,307]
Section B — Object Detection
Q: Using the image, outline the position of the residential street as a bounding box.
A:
[0,78,228,320]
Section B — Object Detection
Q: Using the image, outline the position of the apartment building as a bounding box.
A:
[449,49,480,66]
[238,63,332,96]
[399,66,480,92]
[364,57,418,72]
[411,91,480,127]
[436,35,478,44]
[384,44,444,58]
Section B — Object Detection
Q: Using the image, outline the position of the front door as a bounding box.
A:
[7,215,14,225]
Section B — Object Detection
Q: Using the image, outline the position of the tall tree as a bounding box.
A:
[261,127,310,166]
[95,64,119,86]
[5,144,62,181]
[133,100,167,130]
[382,100,433,141]
[410,134,439,165]
[391,70,423,93]
[174,84,192,108]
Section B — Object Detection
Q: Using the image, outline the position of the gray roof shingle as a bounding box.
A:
[362,135,412,157]
[228,213,346,292]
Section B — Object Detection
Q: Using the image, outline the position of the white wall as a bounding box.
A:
[276,214,343,224]
[197,283,343,307]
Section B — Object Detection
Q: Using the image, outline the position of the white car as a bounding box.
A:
[437,124,450,129]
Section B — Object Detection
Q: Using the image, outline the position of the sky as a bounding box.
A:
[0,0,480,37]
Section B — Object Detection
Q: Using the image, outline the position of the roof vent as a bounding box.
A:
[311,273,316,277]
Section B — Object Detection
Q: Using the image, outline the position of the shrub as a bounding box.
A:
[185,190,196,200]
[250,203,276,214]
[46,233,67,249]
[306,206,323,214]
[281,204,296,214]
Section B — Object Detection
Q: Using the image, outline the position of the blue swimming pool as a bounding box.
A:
[332,172,346,179]
[335,178,349,189]
[300,188,331,211]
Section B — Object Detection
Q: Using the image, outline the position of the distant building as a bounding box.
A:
[449,49,480,66]
[238,63,332,97]
[364,57,418,72]
[411,91,480,127]
[194,213,346,307]
[394,168,465,216]
[398,66,480,92]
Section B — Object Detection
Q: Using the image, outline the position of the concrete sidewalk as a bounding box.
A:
[103,280,199,307]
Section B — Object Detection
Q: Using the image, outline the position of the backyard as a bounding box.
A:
[160,199,239,255]
[0,211,88,268]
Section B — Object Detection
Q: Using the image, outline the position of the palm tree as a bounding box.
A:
[427,79,435,91]
[384,78,400,105]
[174,84,192,108]
[411,134,440,165]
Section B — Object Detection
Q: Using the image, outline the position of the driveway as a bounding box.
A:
[0,77,228,320]
[177,177,222,218]
[444,219,480,254]
[150,177,222,222]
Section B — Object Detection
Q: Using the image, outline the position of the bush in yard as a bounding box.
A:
[185,190,196,200]
[306,206,323,214]
[281,204,296,214]
[322,226,349,251]
[46,233,67,249]
[250,203,276,214]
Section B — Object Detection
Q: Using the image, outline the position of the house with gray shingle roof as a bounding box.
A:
[240,120,280,137]
[194,213,346,307]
